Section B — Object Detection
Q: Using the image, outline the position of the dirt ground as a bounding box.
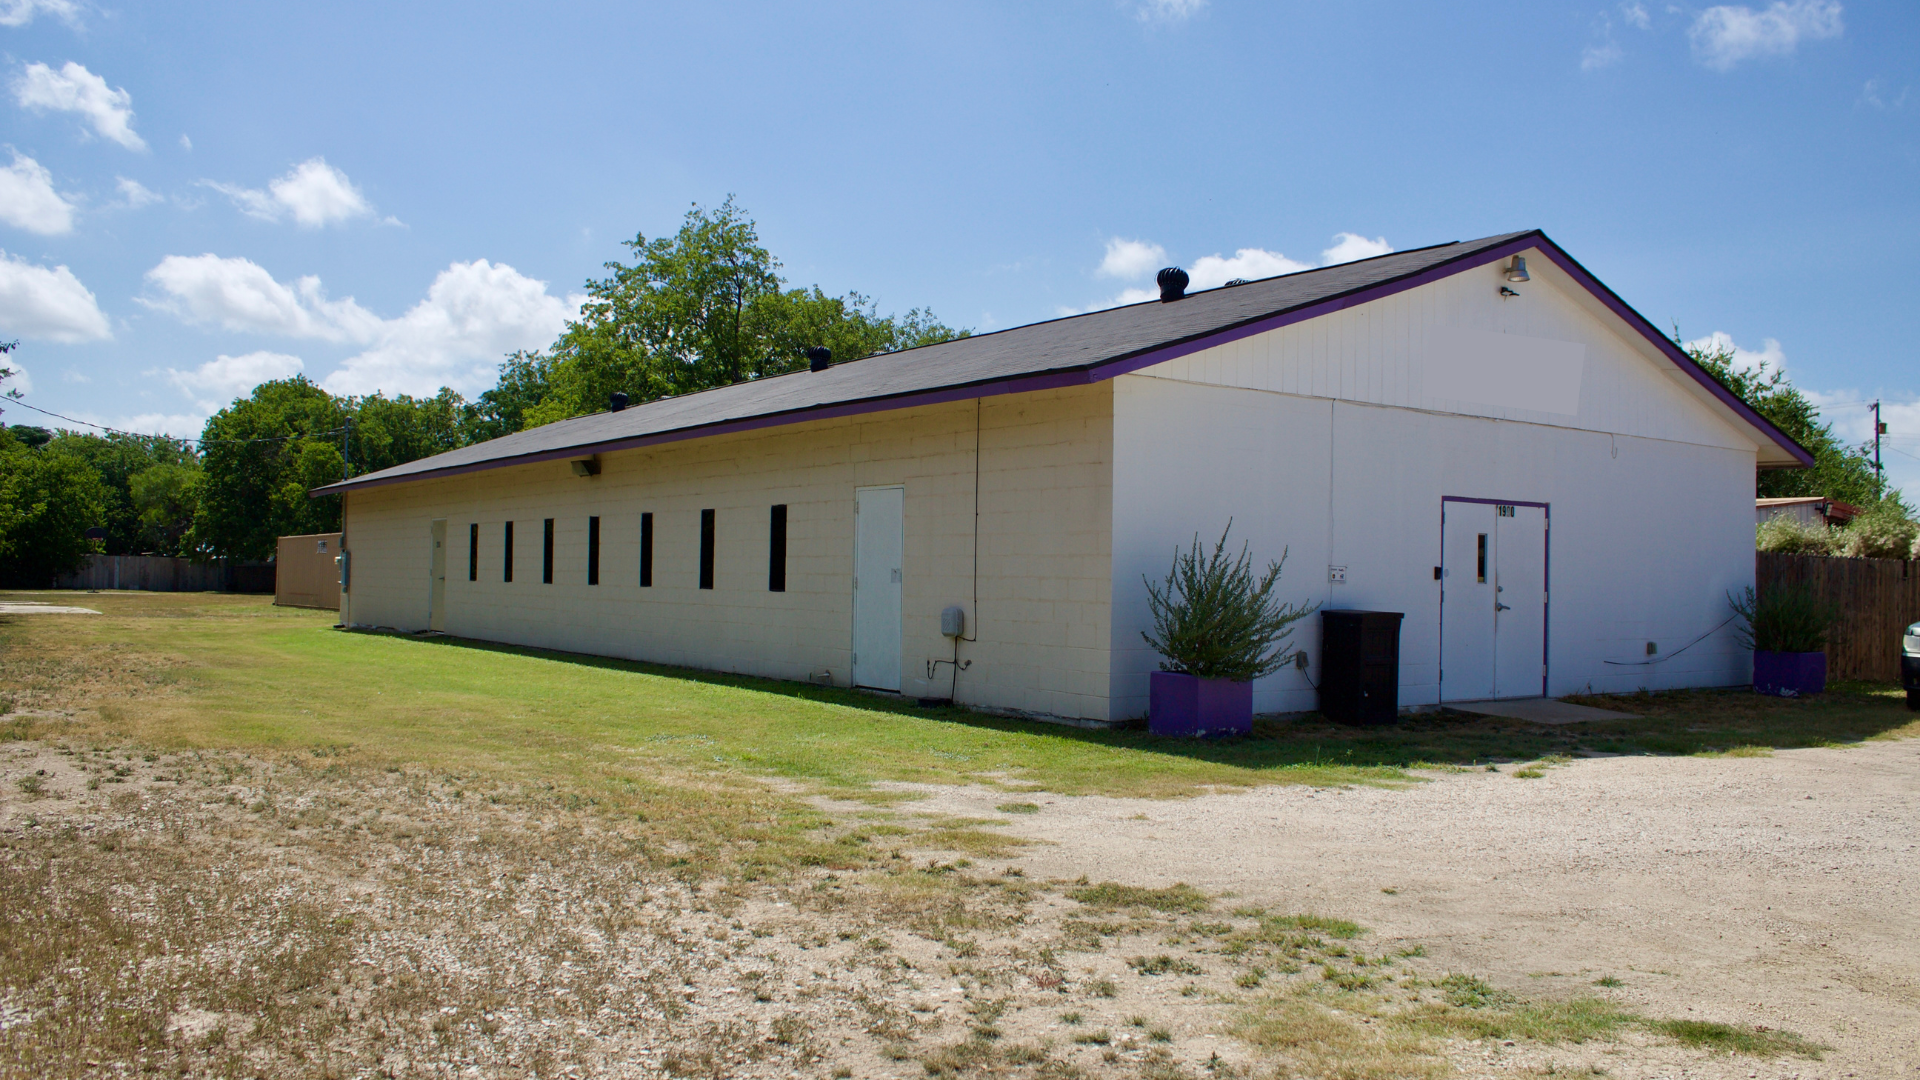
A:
[1,725,1913,1079]
[916,738,1920,1078]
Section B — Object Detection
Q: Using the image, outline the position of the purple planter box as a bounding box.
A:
[1754,650,1826,697]
[1149,671,1253,738]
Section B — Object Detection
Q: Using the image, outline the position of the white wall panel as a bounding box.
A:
[1112,376,1755,719]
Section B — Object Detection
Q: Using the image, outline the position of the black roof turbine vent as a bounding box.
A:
[1157,267,1189,302]
[807,346,833,372]
[609,392,629,412]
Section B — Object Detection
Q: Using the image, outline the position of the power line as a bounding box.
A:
[3,398,346,446]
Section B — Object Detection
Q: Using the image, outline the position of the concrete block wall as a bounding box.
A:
[339,383,1115,720]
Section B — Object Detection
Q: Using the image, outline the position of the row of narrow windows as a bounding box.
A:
[466,506,788,592]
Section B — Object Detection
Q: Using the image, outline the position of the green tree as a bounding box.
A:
[0,426,110,586]
[525,198,966,427]
[43,431,199,555]
[1684,336,1886,507]
[193,378,350,560]
[129,461,202,554]
[461,350,556,442]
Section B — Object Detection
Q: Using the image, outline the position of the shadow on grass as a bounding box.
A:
[366,630,1919,772]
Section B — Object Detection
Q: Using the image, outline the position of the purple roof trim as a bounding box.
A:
[1085,234,1813,468]
[316,230,1809,497]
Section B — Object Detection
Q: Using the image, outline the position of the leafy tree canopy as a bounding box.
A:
[0,426,110,586]
[1684,335,1894,510]
[520,197,967,427]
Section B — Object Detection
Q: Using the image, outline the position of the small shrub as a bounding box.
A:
[1130,955,1202,976]
[1068,882,1210,913]
[1073,1029,1112,1045]
[1729,584,1839,654]
[1142,522,1317,681]
[1089,978,1118,997]
[1833,500,1919,560]
[1439,973,1517,1009]
[1755,514,1837,555]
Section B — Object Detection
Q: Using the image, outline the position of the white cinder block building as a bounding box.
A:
[316,232,1809,721]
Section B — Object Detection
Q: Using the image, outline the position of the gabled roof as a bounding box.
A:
[314,229,1811,495]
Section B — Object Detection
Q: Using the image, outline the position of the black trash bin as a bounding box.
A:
[1318,610,1403,725]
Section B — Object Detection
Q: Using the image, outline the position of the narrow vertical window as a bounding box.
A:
[504,521,514,582]
[768,504,787,592]
[543,518,555,585]
[587,516,601,585]
[698,509,716,590]
[468,523,478,582]
[1476,533,1488,584]
[639,512,654,587]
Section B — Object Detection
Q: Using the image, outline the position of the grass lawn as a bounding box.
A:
[4,589,1913,812]
[0,589,1866,1078]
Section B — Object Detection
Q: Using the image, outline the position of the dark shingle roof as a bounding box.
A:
[314,229,1809,494]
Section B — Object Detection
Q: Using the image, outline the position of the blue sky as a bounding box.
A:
[2,0,1916,492]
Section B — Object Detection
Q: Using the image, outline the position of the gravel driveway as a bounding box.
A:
[912,739,1920,1077]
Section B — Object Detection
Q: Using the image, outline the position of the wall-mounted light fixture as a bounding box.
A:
[1498,286,1520,299]
[1505,256,1530,283]
[571,455,602,477]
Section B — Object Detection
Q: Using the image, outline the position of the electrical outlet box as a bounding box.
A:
[1328,565,1348,583]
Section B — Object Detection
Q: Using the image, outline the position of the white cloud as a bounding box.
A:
[205,158,372,228]
[164,350,305,410]
[1098,237,1167,279]
[1135,0,1205,22]
[12,61,146,151]
[1187,248,1314,291]
[1689,0,1842,71]
[178,134,191,151]
[1685,330,1786,374]
[143,253,578,398]
[112,176,162,209]
[142,254,383,341]
[0,251,110,342]
[0,0,79,28]
[1075,231,1395,310]
[1320,232,1393,265]
[1582,41,1625,70]
[321,260,582,397]
[0,151,76,235]
[1622,2,1651,29]
[1860,78,1909,110]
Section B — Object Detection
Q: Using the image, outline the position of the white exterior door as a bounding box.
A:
[1493,504,1548,699]
[1440,502,1496,700]
[852,486,904,690]
[428,519,447,632]
[1441,500,1547,700]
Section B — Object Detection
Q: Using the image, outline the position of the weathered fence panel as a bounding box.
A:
[1756,552,1920,682]
[53,556,275,594]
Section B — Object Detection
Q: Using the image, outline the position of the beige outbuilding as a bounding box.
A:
[314,231,1809,722]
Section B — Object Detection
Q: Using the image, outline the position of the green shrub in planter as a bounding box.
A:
[1728,584,1840,654]
[1142,523,1318,681]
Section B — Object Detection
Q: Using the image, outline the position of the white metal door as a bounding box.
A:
[428,519,447,632]
[1440,502,1496,701]
[852,486,903,691]
[1493,504,1548,699]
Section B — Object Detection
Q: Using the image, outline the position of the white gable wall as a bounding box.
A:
[1111,249,1761,717]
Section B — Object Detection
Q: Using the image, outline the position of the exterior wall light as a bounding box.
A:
[1506,256,1530,283]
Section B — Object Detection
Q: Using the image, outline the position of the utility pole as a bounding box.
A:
[1872,400,1884,492]
[343,416,352,481]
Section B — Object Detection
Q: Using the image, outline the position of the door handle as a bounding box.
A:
[1495,602,1511,611]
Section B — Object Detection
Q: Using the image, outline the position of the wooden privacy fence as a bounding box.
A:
[54,555,275,594]
[1756,552,1920,682]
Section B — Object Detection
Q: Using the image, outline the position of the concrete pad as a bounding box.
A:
[1442,697,1637,724]
[0,602,100,615]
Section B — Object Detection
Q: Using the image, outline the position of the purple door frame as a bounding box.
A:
[1439,496,1551,699]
